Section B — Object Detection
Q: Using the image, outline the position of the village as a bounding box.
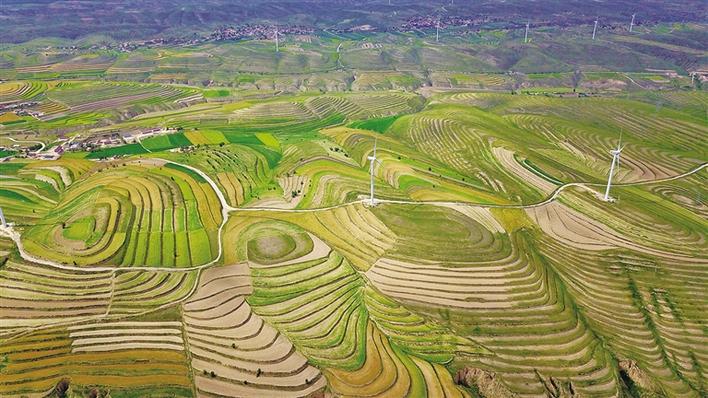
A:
[0,127,178,161]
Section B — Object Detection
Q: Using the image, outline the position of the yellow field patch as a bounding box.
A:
[0,112,22,123]
[185,130,227,145]
[256,132,280,150]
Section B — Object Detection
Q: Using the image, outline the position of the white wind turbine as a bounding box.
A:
[274,26,279,53]
[629,13,636,32]
[524,21,530,43]
[0,206,6,228]
[592,18,599,40]
[368,138,383,206]
[603,137,625,202]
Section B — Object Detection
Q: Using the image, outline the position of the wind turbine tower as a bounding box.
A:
[368,139,382,206]
[603,140,625,201]
[629,13,636,32]
[274,26,279,53]
[0,207,6,228]
[592,18,599,40]
[524,21,530,43]
[436,21,440,42]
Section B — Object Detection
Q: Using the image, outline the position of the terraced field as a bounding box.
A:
[21,160,222,267]
[0,78,705,398]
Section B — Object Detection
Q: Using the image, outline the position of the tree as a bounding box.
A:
[54,378,71,398]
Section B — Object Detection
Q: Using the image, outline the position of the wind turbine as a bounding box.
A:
[274,26,279,53]
[603,138,625,202]
[629,13,636,32]
[0,206,6,228]
[524,21,530,43]
[436,21,440,42]
[592,18,599,40]
[368,139,382,206]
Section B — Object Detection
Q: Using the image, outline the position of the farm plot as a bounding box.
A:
[68,320,184,352]
[110,269,199,315]
[182,263,326,397]
[0,260,112,335]
[49,54,116,74]
[19,158,93,191]
[646,173,707,218]
[0,81,54,103]
[390,107,546,203]
[362,204,622,396]
[233,203,397,270]
[241,219,481,397]
[231,101,320,125]
[0,162,59,225]
[504,112,692,184]
[46,81,199,115]
[323,321,472,398]
[0,315,193,397]
[466,94,704,181]
[528,194,708,397]
[248,248,368,370]
[554,187,707,258]
[304,92,420,120]
[165,144,279,207]
[323,126,511,204]
[21,161,222,267]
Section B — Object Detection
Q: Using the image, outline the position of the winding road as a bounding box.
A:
[0,160,705,274]
[5,137,45,153]
[0,157,704,340]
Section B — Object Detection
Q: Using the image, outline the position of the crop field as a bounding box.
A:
[0,51,706,397]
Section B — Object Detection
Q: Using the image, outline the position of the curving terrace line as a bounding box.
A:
[1,160,705,274]
[0,158,704,344]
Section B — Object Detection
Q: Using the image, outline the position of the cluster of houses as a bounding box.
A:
[122,127,178,143]
[0,127,177,161]
[0,102,44,120]
[105,24,314,53]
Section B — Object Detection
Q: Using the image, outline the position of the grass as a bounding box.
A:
[0,112,23,124]
[348,115,400,133]
[62,216,96,241]
[202,88,231,98]
[87,143,147,159]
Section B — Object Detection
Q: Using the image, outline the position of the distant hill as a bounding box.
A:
[1,0,705,42]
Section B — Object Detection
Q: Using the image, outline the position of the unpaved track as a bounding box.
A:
[2,160,705,274]
[6,137,45,153]
[0,158,232,273]
[0,159,704,340]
